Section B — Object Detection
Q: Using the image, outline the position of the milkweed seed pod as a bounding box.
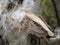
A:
[0,0,54,45]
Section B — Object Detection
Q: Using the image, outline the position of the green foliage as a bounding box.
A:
[39,0,58,29]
